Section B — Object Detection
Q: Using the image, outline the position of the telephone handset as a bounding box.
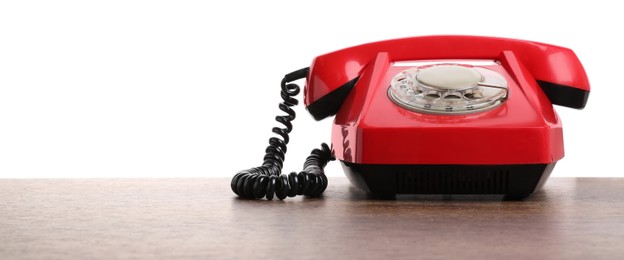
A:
[232,36,590,200]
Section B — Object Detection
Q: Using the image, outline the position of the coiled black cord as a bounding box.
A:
[231,67,335,200]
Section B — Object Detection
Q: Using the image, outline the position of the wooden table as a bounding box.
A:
[1,178,623,259]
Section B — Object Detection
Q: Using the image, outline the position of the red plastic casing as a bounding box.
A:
[303,36,590,165]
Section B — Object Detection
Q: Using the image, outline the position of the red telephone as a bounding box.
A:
[232,36,590,200]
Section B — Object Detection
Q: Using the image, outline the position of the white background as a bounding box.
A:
[0,1,621,178]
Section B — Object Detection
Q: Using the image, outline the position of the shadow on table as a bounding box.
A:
[345,185,552,203]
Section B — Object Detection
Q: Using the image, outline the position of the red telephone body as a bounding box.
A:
[304,36,589,198]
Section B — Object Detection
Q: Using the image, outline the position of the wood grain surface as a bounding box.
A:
[1,178,623,259]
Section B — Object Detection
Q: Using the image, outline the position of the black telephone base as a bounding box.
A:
[341,162,555,199]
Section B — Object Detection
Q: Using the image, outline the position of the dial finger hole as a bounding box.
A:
[425,93,441,99]
[444,94,461,100]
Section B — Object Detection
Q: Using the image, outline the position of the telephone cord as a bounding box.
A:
[231,67,334,200]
